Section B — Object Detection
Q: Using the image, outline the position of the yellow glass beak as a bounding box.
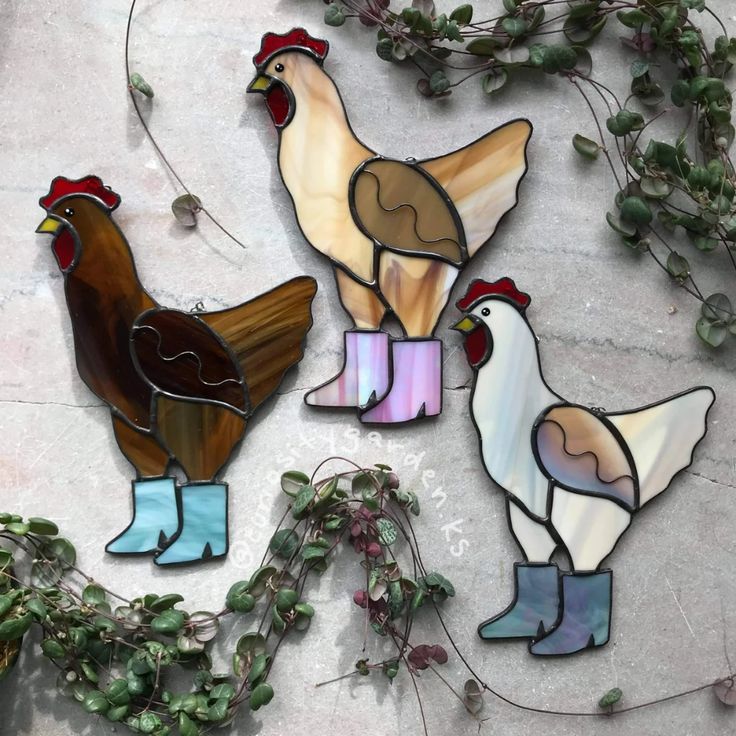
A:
[247,74,271,94]
[451,316,478,333]
[36,217,61,235]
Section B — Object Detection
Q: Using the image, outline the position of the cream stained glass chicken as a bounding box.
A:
[248,29,532,424]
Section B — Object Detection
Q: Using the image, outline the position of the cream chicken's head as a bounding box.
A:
[452,278,534,370]
[247,28,330,129]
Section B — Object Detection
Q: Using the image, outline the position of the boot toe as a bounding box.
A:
[106,540,156,555]
[106,530,162,555]
[478,610,547,640]
[529,629,591,656]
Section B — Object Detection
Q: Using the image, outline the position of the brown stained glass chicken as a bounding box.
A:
[248,29,532,424]
[36,176,317,565]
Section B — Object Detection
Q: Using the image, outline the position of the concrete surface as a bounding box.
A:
[1,1,735,735]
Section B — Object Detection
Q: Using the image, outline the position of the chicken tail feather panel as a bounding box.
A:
[606,387,715,507]
[200,276,318,411]
[419,119,532,258]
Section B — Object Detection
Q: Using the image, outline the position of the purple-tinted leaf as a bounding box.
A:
[427,644,448,664]
[464,679,484,715]
[353,590,368,608]
[407,643,449,670]
[359,0,389,26]
[367,596,389,624]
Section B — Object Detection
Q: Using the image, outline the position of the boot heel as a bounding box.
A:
[154,483,228,566]
[106,478,179,555]
[530,570,612,656]
[478,563,560,640]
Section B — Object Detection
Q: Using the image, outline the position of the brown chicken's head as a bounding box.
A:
[452,278,532,369]
[36,176,121,273]
[247,28,329,129]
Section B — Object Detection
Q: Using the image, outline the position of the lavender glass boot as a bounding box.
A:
[529,570,612,655]
[305,330,390,409]
[360,338,442,423]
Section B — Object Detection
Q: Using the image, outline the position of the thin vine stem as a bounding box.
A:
[2,459,736,727]
[124,0,247,249]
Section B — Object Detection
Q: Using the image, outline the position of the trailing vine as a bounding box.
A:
[320,0,736,347]
[1,460,734,735]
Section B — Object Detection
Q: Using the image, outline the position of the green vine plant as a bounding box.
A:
[1,459,735,735]
[319,0,736,348]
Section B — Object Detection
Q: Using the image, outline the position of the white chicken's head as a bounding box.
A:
[452,278,532,369]
[247,28,330,129]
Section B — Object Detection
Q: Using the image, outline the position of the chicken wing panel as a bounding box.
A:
[534,405,638,510]
[131,309,248,414]
[351,158,466,266]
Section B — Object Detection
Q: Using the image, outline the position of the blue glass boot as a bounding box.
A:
[154,483,228,566]
[530,570,612,656]
[106,478,179,555]
[478,563,560,639]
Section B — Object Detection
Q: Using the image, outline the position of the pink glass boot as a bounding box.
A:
[360,338,442,423]
[305,330,390,409]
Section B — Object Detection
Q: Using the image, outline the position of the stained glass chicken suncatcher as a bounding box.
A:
[248,28,532,424]
[452,278,715,655]
[36,176,317,566]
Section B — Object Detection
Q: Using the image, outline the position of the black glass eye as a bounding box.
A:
[64,207,75,217]
[481,307,491,317]
[275,63,284,73]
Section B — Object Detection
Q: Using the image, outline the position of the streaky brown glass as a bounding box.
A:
[45,192,316,482]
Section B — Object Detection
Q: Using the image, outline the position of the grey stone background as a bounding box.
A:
[1,1,735,734]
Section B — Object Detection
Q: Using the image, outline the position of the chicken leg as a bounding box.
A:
[305,270,390,409]
[106,415,178,555]
[479,499,560,640]
[529,489,631,655]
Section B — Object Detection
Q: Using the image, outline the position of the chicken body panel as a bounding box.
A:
[468,299,557,519]
[453,277,715,655]
[37,176,317,565]
[276,52,376,283]
[60,197,157,430]
[249,30,531,424]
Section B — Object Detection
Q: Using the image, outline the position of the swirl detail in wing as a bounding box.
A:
[534,406,637,509]
[351,158,466,266]
[131,308,248,414]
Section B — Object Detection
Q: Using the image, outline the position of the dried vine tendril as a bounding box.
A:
[0,459,734,735]
[323,0,736,348]
[125,0,247,249]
